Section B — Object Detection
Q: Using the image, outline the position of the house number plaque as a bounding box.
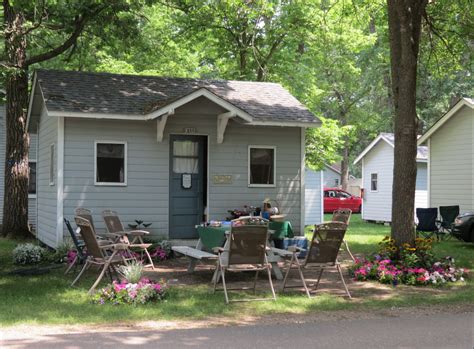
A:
[183,127,197,134]
[212,175,233,184]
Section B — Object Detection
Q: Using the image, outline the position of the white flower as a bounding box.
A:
[460,277,464,282]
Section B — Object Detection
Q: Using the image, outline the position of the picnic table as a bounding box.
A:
[172,224,284,280]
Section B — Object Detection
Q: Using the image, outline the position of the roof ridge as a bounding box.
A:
[35,69,283,86]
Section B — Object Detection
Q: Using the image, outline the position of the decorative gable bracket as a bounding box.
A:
[217,111,236,144]
[156,109,174,142]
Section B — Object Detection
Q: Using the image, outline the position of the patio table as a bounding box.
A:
[269,221,294,248]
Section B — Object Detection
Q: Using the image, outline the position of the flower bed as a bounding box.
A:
[92,278,167,305]
[349,237,469,286]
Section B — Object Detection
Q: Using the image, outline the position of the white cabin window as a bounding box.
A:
[248,146,276,187]
[49,144,55,186]
[28,161,37,195]
[370,173,378,191]
[95,142,127,186]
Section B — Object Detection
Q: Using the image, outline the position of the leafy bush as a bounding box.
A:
[12,243,46,265]
[118,261,144,284]
[44,241,74,264]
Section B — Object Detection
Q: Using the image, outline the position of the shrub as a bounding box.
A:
[44,241,74,264]
[118,261,144,284]
[12,243,46,265]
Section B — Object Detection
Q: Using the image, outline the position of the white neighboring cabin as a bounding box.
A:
[0,105,37,231]
[418,98,474,214]
[354,133,428,223]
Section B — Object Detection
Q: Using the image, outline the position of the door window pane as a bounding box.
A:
[173,141,199,174]
[96,143,126,183]
[173,141,198,156]
[173,158,199,174]
[249,147,275,185]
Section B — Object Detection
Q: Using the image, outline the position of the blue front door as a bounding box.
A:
[169,135,207,239]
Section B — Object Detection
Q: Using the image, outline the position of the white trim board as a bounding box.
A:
[56,117,64,246]
[300,127,305,234]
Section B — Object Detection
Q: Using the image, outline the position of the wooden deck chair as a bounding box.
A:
[331,208,355,261]
[71,216,130,294]
[101,210,155,270]
[281,222,352,299]
[213,223,277,304]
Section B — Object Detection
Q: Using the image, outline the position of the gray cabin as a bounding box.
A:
[27,70,320,248]
[354,133,428,223]
[418,98,474,214]
[0,105,37,231]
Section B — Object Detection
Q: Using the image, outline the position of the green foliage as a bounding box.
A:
[305,117,351,170]
[12,243,45,265]
[118,261,144,284]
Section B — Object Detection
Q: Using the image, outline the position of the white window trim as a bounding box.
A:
[28,159,37,198]
[49,143,55,186]
[94,140,128,186]
[248,145,276,188]
[370,173,378,192]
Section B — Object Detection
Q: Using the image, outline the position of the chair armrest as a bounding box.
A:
[127,230,149,236]
[100,243,129,251]
[288,245,306,253]
[98,233,123,240]
[212,247,225,254]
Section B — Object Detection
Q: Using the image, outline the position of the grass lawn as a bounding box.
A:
[1,215,472,327]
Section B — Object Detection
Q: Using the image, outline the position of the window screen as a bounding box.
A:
[96,143,126,184]
[249,147,275,185]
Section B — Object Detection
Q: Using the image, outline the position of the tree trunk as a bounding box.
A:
[387,0,426,248]
[340,143,350,191]
[2,2,31,237]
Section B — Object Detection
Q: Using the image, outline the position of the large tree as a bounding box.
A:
[1,1,149,238]
[387,0,427,247]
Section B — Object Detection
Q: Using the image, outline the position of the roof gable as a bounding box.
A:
[354,133,427,165]
[28,70,320,129]
[418,97,474,144]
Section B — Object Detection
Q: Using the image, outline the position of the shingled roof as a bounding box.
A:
[33,70,319,125]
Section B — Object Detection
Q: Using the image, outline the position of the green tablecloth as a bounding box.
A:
[196,226,228,250]
[269,221,294,239]
[197,221,293,249]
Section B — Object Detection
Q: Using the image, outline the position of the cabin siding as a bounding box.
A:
[362,141,429,222]
[362,141,394,222]
[429,105,473,213]
[61,97,303,240]
[323,167,340,187]
[304,169,322,225]
[36,106,58,247]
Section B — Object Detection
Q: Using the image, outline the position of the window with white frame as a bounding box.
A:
[28,161,37,195]
[248,146,275,186]
[49,144,55,185]
[370,173,378,191]
[95,142,127,185]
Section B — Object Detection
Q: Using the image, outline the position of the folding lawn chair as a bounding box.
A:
[438,205,460,240]
[416,208,441,240]
[102,210,155,270]
[71,216,130,294]
[331,208,355,261]
[64,218,87,275]
[280,222,352,299]
[213,223,277,304]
